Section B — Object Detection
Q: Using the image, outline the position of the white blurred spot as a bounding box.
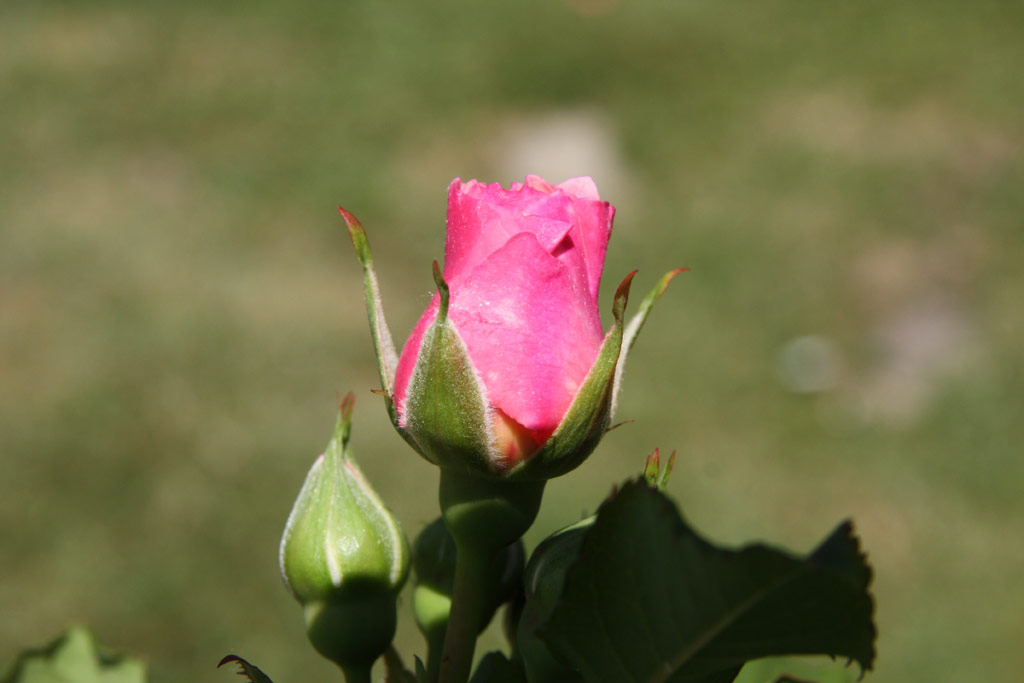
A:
[857,296,978,425]
[777,335,845,394]
[491,109,630,201]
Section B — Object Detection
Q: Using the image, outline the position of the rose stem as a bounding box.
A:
[437,541,492,683]
[340,663,372,683]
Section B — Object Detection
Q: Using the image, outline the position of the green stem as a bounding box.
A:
[437,541,492,683]
[435,470,545,683]
[340,663,372,683]
[425,623,446,683]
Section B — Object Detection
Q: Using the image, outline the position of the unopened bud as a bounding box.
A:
[279,394,410,672]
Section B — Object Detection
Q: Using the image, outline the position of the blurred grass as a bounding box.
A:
[2,0,1022,681]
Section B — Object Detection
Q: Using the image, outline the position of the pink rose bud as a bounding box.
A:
[396,177,612,463]
[343,176,682,481]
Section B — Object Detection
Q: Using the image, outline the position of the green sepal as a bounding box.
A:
[2,626,147,683]
[643,448,676,491]
[402,262,496,473]
[611,267,686,416]
[511,271,636,481]
[340,209,398,402]
[341,207,423,457]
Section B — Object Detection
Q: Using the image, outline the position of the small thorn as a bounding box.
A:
[337,206,363,237]
[339,206,373,263]
[337,205,359,227]
[217,655,240,669]
[606,419,634,433]
[340,391,356,419]
[612,270,638,319]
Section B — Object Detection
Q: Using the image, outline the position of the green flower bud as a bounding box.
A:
[411,518,457,641]
[279,394,410,675]
[412,517,525,636]
[412,516,526,681]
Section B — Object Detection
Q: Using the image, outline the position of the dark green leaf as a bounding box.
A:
[382,647,417,683]
[538,481,875,683]
[414,656,428,683]
[689,667,745,683]
[217,655,274,683]
[738,656,859,683]
[468,652,526,683]
[517,517,593,683]
[2,626,147,683]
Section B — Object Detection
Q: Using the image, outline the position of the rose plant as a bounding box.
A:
[181,174,880,683]
[340,174,683,682]
[2,178,877,683]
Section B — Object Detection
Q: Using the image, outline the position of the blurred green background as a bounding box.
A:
[2,0,1022,681]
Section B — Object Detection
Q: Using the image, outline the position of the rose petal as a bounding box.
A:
[566,197,614,303]
[524,174,556,193]
[556,176,601,200]
[448,231,604,433]
[443,179,573,278]
[527,175,613,302]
